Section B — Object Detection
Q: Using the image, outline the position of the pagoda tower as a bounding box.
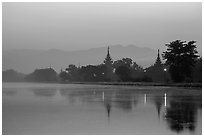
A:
[104,46,113,81]
[104,46,113,67]
[154,49,162,66]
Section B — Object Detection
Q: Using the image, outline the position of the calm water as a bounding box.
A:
[2,82,202,135]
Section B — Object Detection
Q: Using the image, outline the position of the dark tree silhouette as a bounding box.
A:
[132,62,143,71]
[2,69,25,82]
[26,68,58,82]
[95,64,108,81]
[115,65,131,81]
[113,58,149,82]
[192,57,202,82]
[59,71,69,82]
[113,58,133,69]
[113,58,133,81]
[163,40,199,82]
[79,65,98,81]
[66,64,81,81]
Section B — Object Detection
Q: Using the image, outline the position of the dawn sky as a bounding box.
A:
[3,2,202,54]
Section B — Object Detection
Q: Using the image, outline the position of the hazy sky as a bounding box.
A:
[3,2,202,54]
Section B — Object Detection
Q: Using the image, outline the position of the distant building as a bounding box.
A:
[146,49,169,82]
[103,47,114,81]
[155,49,162,67]
[104,47,113,67]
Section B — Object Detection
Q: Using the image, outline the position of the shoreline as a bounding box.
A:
[67,82,202,88]
[2,81,202,88]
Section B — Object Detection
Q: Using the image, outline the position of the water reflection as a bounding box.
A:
[30,87,201,133]
[2,83,202,135]
[151,93,164,119]
[2,88,18,96]
[59,88,201,134]
[144,94,147,105]
[164,95,199,133]
[60,88,99,104]
[32,88,56,97]
[106,103,111,119]
[114,90,139,111]
[103,92,112,121]
[164,93,167,107]
[115,94,133,111]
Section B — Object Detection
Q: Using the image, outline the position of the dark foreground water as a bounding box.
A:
[2,83,202,135]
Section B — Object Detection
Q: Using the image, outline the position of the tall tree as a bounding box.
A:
[59,71,69,82]
[26,68,58,82]
[113,58,133,81]
[132,62,143,71]
[115,65,131,81]
[113,58,133,69]
[192,57,202,82]
[163,40,199,82]
[66,64,80,81]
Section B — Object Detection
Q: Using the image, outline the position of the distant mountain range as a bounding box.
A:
[3,45,159,74]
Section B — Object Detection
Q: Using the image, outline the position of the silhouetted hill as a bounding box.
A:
[25,68,58,82]
[2,69,25,82]
[3,45,158,74]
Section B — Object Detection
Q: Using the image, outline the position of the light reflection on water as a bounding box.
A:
[2,83,202,135]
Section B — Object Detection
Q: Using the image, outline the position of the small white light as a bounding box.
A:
[164,93,167,107]
[164,68,167,72]
[102,92,105,101]
[144,94,147,105]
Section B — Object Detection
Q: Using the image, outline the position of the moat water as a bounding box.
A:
[2,82,202,135]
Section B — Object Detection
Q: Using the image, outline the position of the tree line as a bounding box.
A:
[2,40,202,83]
[59,58,152,82]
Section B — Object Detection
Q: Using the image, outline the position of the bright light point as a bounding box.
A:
[164,93,167,107]
[102,92,105,101]
[144,94,147,105]
[164,68,167,72]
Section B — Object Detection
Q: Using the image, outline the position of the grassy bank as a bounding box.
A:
[68,82,202,88]
[3,81,201,88]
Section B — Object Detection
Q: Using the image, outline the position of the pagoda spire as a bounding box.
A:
[104,46,113,65]
[103,46,114,81]
[155,49,162,65]
[107,46,110,56]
